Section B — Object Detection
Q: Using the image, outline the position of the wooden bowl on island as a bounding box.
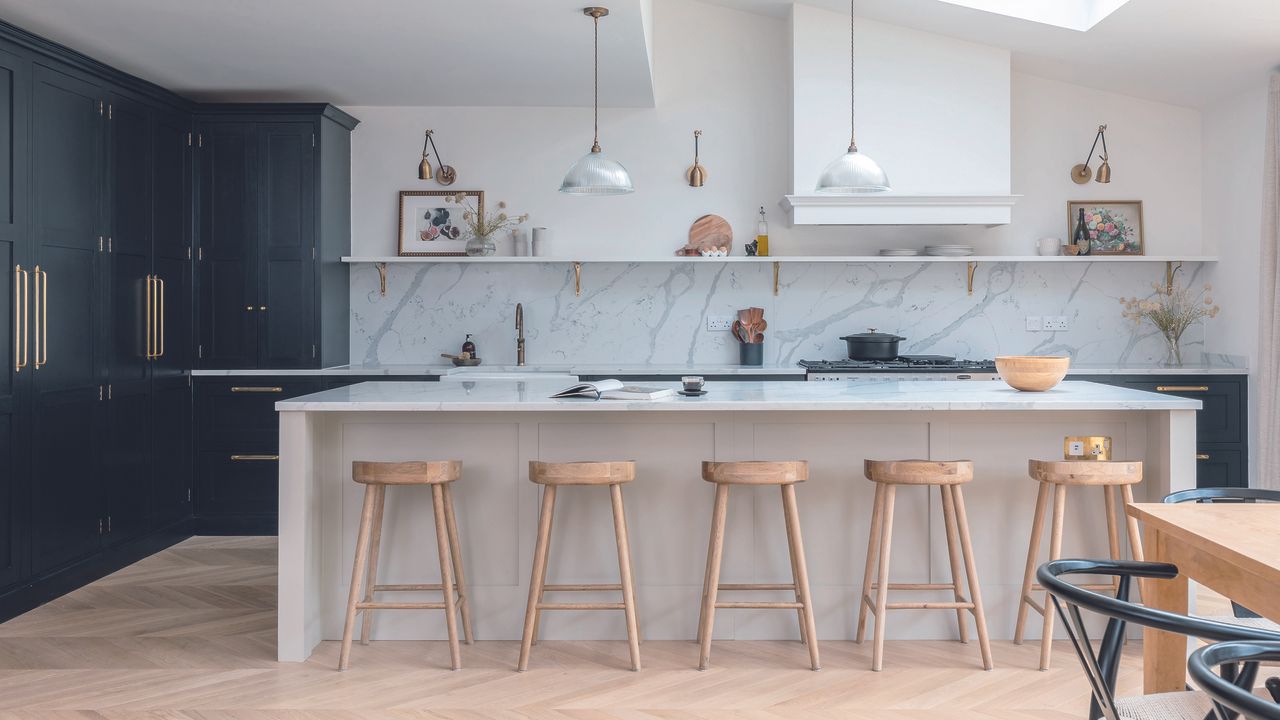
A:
[995,355,1070,392]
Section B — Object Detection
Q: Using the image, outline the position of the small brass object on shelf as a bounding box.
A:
[1064,435,1111,461]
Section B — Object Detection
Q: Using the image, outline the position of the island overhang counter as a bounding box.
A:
[276,380,1199,662]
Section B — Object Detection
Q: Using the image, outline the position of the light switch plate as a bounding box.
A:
[1025,316,1043,332]
[706,315,735,332]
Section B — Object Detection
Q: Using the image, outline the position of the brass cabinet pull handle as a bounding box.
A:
[145,274,154,359]
[230,386,283,393]
[14,265,26,372]
[1156,385,1209,392]
[158,276,165,358]
[1196,453,1211,461]
[33,265,45,369]
[230,454,279,461]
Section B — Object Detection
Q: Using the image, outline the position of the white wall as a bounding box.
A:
[1202,80,1271,484]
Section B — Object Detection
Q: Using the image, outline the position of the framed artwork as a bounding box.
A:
[397,190,483,256]
[1067,200,1144,255]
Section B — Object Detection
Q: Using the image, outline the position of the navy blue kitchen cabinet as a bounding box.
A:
[195,106,356,370]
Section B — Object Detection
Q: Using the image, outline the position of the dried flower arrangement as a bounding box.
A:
[1120,282,1219,366]
[446,194,529,239]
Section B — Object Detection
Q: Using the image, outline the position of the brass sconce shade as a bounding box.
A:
[1071,124,1111,185]
[815,0,889,194]
[560,6,635,195]
[417,130,457,185]
[686,130,706,187]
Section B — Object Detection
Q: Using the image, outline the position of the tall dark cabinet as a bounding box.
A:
[196,106,355,370]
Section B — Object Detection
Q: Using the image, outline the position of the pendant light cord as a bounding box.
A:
[592,13,602,153]
[849,0,858,153]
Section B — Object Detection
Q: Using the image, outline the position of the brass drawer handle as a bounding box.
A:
[230,386,283,393]
[1156,385,1209,392]
[1196,453,1211,461]
[230,454,279,462]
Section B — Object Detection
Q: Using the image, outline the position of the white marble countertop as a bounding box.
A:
[276,379,1201,413]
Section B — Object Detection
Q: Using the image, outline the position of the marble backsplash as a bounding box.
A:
[350,260,1209,367]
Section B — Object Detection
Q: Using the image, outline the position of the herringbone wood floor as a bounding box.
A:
[0,536,1161,719]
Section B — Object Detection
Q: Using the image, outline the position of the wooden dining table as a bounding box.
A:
[1127,502,1280,693]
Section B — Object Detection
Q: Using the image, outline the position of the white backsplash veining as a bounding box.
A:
[350,261,1207,368]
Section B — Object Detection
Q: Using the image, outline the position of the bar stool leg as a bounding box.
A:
[339,484,379,671]
[610,484,642,671]
[871,484,897,672]
[951,485,993,670]
[782,484,821,671]
[855,482,885,644]
[697,483,730,671]
[441,483,474,644]
[1014,480,1051,645]
[518,485,557,671]
[1039,483,1067,671]
[359,484,387,646]
[431,484,462,670]
[782,485,810,646]
[529,510,553,646]
[1121,484,1145,600]
[1103,485,1122,595]
[940,483,969,644]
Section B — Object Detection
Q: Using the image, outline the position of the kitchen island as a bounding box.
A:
[275,380,1199,662]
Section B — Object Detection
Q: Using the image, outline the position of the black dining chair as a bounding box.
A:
[1188,641,1280,720]
[1038,559,1280,720]
[1163,487,1280,622]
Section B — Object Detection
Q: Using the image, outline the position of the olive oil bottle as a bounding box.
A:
[756,206,770,257]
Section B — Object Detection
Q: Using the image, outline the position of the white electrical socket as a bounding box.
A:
[1025,316,1043,332]
[1043,316,1070,332]
[706,315,735,332]
[1067,440,1086,455]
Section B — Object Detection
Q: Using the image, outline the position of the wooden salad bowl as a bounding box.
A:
[995,355,1070,392]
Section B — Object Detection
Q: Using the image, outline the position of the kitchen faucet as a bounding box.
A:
[515,303,525,367]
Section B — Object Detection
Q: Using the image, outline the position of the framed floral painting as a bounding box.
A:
[1066,200,1144,255]
[397,190,483,256]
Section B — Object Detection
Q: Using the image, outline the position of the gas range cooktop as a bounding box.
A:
[799,356,997,372]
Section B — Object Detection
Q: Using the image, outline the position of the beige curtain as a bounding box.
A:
[1258,74,1280,490]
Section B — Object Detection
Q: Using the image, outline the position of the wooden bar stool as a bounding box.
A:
[697,460,820,671]
[338,460,473,671]
[856,459,992,672]
[518,461,641,672]
[1014,459,1144,670]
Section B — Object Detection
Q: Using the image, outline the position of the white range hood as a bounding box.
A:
[786,7,1019,226]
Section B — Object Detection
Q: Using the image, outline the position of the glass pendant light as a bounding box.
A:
[815,0,890,194]
[560,7,634,196]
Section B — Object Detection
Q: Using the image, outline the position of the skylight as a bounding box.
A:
[935,0,1131,31]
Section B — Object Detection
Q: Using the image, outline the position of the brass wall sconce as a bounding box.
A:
[686,130,707,187]
[417,129,457,185]
[1070,124,1111,184]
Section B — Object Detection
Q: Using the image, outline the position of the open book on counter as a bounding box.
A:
[551,379,676,401]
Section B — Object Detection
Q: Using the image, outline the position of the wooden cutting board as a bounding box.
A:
[679,214,733,256]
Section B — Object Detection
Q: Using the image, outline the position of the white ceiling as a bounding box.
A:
[1,0,1276,109]
[0,0,656,107]
[705,0,1280,108]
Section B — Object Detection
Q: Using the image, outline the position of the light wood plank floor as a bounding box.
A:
[0,536,1155,719]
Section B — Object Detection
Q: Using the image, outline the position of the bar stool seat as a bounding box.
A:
[518,461,641,672]
[857,459,993,671]
[1015,459,1145,670]
[339,460,472,671]
[697,461,820,671]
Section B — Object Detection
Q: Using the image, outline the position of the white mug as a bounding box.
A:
[512,229,529,257]
[1037,237,1061,256]
[531,227,550,257]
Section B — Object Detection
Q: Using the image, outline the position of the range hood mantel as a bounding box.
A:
[783,193,1020,226]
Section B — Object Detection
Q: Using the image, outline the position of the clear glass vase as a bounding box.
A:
[1163,330,1184,367]
[464,232,497,257]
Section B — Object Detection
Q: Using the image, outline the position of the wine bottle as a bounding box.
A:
[756,206,770,257]
[1072,208,1091,256]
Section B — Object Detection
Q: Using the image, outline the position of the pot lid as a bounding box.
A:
[841,328,905,342]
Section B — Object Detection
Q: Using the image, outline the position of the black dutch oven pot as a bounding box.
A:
[840,329,906,361]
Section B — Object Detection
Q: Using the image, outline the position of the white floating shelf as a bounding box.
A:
[343,255,1217,264]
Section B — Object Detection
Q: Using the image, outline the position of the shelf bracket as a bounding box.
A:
[967,261,977,296]
[574,261,583,296]
[375,262,388,297]
[1165,260,1182,295]
[773,261,780,296]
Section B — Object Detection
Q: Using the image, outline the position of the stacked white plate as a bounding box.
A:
[924,244,975,256]
[878,248,920,257]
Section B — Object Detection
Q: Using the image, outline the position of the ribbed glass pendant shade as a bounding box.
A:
[560,148,634,195]
[815,149,890,194]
